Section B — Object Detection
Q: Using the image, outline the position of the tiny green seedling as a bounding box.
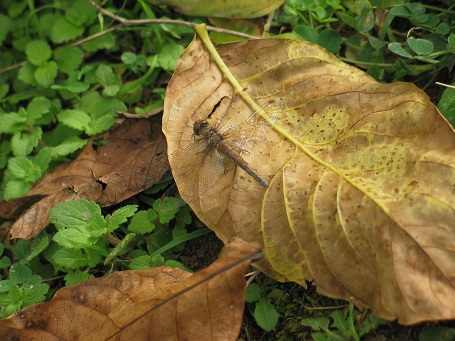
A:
[301,303,386,341]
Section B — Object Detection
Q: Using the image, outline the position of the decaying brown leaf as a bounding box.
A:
[0,117,168,240]
[147,0,285,19]
[162,25,455,324]
[0,238,262,341]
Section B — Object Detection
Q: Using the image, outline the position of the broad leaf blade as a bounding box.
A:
[162,27,455,324]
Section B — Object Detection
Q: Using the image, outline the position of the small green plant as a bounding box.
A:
[301,303,387,341]
[0,195,209,317]
[246,275,281,332]
[280,0,455,84]
[0,242,49,318]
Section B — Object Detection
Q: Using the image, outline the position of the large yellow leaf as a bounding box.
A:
[162,25,455,324]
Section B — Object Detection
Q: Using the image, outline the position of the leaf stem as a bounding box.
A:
[338,58,394,68]
[194,24,287,127]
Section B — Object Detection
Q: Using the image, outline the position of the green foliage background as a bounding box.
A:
[0,0,454,338]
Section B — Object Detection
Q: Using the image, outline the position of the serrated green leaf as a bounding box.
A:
[106,205,138,233]
[96,64,116,86]
[49,200,106,235]
[82,26,115,52]
[52,136,87,156]
[34,147,54,172]
[86,114,114,135]
[53,72,90,93]
[164,260,190,271]
[301,317,331,331]
[0,14,12,45]
[54,46,84,74]
[129,254,165,270]
[102,85,120,97]
[18,63,37,85]
[25,40,52,66]
[65,0,98,26]
[3,180,33,200]
[80,91,126,119]
[8,156,41,181]
[254,298,279,332]
[4,284,22,302]
[330,311,350,333]
[357,312,386,337]
[52,247,88,269]
[51,18,84,43]
[23,282,49,306]
[23,275,42,289]
[0,84,9,99]
[153,197,180,223]
[39,13,61,37]
[53,229,96,248]
[26,97,52,123]
[12,240,29,262]
[158,43,185,72]
[86,246,105,267]
[9,263,32,284]
[128,210,157,234]
[64,270,94,286]
[34,61,58,88]
[11,127,42,156]
[57,109,91,131]
[0,112,27,133]
[174,202,192,229]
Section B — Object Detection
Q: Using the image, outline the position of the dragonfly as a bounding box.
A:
[169,90,283,200]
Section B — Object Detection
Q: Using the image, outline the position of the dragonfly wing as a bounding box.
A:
[169,139,208,201]
[197,149,228,196]
[216,98,285,152]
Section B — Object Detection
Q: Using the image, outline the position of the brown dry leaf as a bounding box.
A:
[162,25,455,324]
[147,0,285,19]
[0,238,262,341]
[0,117,168,240]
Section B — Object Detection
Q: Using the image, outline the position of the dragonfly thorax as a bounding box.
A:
[193,120,222,146]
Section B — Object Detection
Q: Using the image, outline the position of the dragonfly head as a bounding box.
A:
[193,120,210,136]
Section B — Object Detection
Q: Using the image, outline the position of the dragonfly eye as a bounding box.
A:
[193,120,209,135]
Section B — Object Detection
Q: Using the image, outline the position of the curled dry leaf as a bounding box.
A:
[147,0,285,19]
[162,25,455,324]
[0,118,168,239]
[0,238,262,341]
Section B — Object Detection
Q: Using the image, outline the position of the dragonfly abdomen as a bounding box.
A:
[216,140,269,188]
